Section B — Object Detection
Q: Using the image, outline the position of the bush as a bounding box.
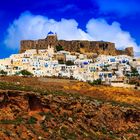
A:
[0,70,7,76]
[27,116,37,124]
[56,45,64,51]
[58,60,65,64]
[88,79,102,86]
[0,118,23,124]
[131,67,139,77]
[18,70,33,77]
[66,61,74,66]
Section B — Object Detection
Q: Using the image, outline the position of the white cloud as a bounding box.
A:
[4,11,91,50]
[86,18,140,52]
[4,11,140,55]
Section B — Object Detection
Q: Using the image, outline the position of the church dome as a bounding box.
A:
[48,31,55,35]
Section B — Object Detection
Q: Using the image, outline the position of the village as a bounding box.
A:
[0,32,140,87]
[0,42,140,87]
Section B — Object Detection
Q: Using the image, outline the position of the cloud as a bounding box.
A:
[4,11,92,50]
[86,18,140,52]
[94,0,140,16]
[4,11,140,55]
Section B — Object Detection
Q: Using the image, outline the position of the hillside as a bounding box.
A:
[0,76,140,140]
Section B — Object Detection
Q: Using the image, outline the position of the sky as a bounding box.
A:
[0,0,140,58]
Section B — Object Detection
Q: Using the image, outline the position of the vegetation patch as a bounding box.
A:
[0,118,23,125]
[27,116,37,124]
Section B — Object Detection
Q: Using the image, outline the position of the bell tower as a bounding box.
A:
[45,31,57,53]
[46,31,57,46]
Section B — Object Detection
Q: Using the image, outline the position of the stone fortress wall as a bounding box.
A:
[20,32,134,57]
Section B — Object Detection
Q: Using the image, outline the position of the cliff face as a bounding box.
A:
[20,35,134,56]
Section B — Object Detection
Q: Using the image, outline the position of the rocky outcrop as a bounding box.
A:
[20,35,134,56]
[0,89,139,139]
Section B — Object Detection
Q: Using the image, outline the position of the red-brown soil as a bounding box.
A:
[0,76,139,140]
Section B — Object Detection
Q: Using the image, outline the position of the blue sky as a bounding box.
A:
[0,0,140,58]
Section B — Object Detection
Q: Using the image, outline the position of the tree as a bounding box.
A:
[56,45,64,52]
[18,70,33,77]
[131,67,139,77]
[66,61,74,66]
[0,70,7,76]
[58,60,65,64]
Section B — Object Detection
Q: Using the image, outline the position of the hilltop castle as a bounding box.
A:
[20,31,134,57]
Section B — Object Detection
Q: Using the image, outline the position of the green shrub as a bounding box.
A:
[66,61,74,66]
[17,70,33,76]
[0,70,7,76]
[0,118,23,124]
[27,116,37,124]
[41,123,48,132]
[131,67,139,77]
[88,79,102,85]
[58,60,65,64]
[56,45,64,51]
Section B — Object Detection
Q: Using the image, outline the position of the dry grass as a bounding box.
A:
[0,76,140,107]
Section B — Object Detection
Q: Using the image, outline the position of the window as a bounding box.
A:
[108,73,112,78]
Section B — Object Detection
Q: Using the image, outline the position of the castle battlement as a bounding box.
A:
[20,32,134,57]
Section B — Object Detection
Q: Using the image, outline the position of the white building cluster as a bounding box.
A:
[0,44,139,83]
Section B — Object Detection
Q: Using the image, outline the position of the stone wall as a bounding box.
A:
[20,35,134,57]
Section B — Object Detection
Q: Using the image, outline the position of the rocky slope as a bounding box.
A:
[0,78,140,140]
